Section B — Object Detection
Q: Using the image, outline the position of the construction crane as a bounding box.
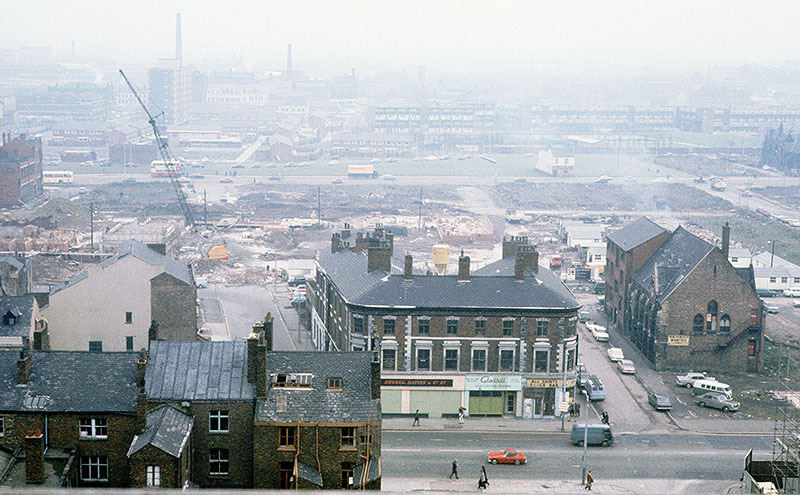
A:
[118,69,195,229]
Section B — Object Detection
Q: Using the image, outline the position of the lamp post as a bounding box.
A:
[581,388,589,485]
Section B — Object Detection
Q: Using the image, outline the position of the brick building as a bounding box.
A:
[308,228,581,419]
[607,219,763,372]
[0,133,43,207]
[0,349,139,488]
[0,295,47,349]
[127,404,193,488]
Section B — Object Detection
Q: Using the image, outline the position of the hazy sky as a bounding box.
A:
[3,1,800,72]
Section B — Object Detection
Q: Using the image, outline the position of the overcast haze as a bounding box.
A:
[3,0,800,72]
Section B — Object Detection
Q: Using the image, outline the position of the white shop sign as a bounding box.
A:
[465,374,522,391]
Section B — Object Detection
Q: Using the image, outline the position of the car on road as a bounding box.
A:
[288,275,306,287]
[794,299,800,308]
[579,311,591,323]
[695,393,740,412]
[756,288,777,298]
[577,362,590,388]
[763,301,779,314]
[588,324,609,342]
[268,175,281,181]
[571,423,613,447]
[219,177,233,183]
[607,347,624,362]
[617,359,636,374]
[783,287,800,297]
[675,372,715,388]
[647,392,673,411]
[122,177,136,184]
[331,178,343,184]
[196,327,211,341]
[382,174,397,181]
[487,448,526,465]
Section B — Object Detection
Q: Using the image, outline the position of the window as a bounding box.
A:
[731,257,738,263]
[537,319,549,337]
[748,339,757,357]
[209,448,229,476]
[209,410,229,433]
[444,349,459,371]
[0,417,5,437]
[327,377,343,389]
[89,341,102,352]
[502,319,514,336]
[279,462,294,489]
[472,349,486,371]
[446,319,458,335]
[693,314,704,334]
[416,348,431,371]
[418,318,430,335]
[146,465,160,487]
[795,277,800,284]
[340,427,356,447]
[383,318,395,335]
[567,348,576,371]
[707,300,718,332]
[126,336,133,351]
[341,462,354,488]
[279,426,296,448]
[79,418,107,439]
[782,277,788,283]
[382,349,396,371]
[500,349,514,371]
[474,318,486,334]
[272,373,313,388]
[80,456,108,481]
[534,350,549,372]
[353,316,363,335]
[720,315,731,332]
[125,312,133,324]
[770,277,776,283]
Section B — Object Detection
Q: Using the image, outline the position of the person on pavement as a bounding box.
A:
[585,470,594,490]
[413,409,420,427]
[601,411,609,424]
[450,458,459,479]
[478,465,488,489]
[458,406,465,423]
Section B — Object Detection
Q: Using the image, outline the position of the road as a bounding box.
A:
[382,430,772,483]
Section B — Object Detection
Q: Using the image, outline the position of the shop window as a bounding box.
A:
[499,349,514,371]
[418,318,430,335]
[382,349,396,371]
[534,350,549,372]
[502,320,514,336]
[692,314,704,334]
[471,349,486,371]
[340,427,356,447]
[720,315,731,333]
[416,348,431,371]
[446,319,458,335]
[444,349,459,371]
[383,318,395,335]
[209,448,229,476]
[279,426,296,448]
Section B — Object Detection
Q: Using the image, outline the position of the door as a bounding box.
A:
[504,392,516,416]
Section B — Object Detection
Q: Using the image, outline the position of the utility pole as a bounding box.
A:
[560,319,568,432]
[770,240,776,267]
[89,201,94,253]
[317,186,321,226]
[581,389,589,484]
[203,190,207,227]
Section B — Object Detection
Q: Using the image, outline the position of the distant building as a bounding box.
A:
[751,252,800,292]
[0,133,43,207]
[0,253,32,296]
[727,247,753,269]
[537,149,575,176]
[148,59,191,125]
[0,295,46,349]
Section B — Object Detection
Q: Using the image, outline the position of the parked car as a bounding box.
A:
[607,347,624,362]
[487,448,526,465]
[579,311,591,323]
[794,299,800,308]
[577,362,591,388]
[288,275,307,287]
[590,325,609,342]
[571,423,613,447]
[219,177,233,183]
[584,375,606,401]
[783,287,800,297]
[695,393,740,412]
[648,392,673,411]
[756,288,777,298]
[763,301,779,314]
[197,327,211,341]
[692,379,732,400]
[617,359,636,374]
[675,372,715,388]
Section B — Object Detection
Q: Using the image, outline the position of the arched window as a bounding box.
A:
[720,315,731,333]
[706,300,718,331]
[693,314,704,334]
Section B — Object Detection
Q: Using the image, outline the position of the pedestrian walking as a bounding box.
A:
[449,458,459,479]
[478,465,488,489]
[574,402,581,419]
[585,470,594,490]
[412,409,420,427]
[601,411,609,425]
[567,402,575,420]
[458,406,465,424]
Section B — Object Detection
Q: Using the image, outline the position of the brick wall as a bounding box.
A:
[150,272,197,342]
[129,443,182,488]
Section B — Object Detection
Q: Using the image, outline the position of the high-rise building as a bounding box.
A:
[148,59,191,125]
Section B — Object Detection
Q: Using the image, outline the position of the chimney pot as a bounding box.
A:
[17,350,31,385]
[457,251,470,281]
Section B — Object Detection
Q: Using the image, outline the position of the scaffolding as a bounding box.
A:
[770,394,800,494]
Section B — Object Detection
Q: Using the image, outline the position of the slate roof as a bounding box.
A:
[353,458,381,488]
[296,461,323,487]
[105,240,194,285]
[0,296,34,339]
[606,217,669,251]
[0,255,25,271]
[318,250,579,311]
[0,350,138,413]
[735,266,757,291]
[631,226,714,303]
[145,341,254,401]
[256,352,381,423]
[127,404,193,458]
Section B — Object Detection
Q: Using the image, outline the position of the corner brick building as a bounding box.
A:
[0,134,43,208]
[606,218,763,372]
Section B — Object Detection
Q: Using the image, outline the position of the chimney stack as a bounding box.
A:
[404,254,413,280]
[515,244,538,280]
[247,327,260,383]
[136,390,148,433]
[17,350,31,385]
[367,241,391,273]
[136,350,147,390]
[370,357,381,400]
[24,431,45,484]
[721,221,730,259]
[175,13,183,64]
[287,43,293,78]
[502,235,528,259]
[255,314,272,398]
[457,251,470,281]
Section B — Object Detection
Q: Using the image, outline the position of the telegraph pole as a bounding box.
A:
[317,186,321,226]
[89,201,94,253]
[561,319,568,432]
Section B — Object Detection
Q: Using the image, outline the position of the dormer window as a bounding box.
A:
[327,377,343,390]
[272,373,313,388]
[2,311,17,326]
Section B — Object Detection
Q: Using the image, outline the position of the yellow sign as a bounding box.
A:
[526,378,577,388]
[668,335,690,346]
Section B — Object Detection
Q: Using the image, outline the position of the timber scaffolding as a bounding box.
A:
[770,397,800,493]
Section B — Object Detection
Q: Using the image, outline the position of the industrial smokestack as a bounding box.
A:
[175,12,183,64]
[287,43,293,78]
[721,221,730,259]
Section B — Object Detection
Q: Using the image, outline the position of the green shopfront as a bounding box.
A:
[466,374,522,417]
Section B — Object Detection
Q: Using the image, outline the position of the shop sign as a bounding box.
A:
[525,378,576,388]
[667,335,690,346]
[380,378,453,387]
[465,374,522,391]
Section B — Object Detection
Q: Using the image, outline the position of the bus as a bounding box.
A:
[150,160,181,177]
[43,171,75,184]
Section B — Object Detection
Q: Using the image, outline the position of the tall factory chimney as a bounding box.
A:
[287,43,293,78]
[175,12,183,64]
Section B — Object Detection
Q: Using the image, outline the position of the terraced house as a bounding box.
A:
[308,228,581,419]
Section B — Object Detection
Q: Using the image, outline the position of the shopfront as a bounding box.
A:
[465,374,522,417]
[522,377,575,419]
[380,375,464,418]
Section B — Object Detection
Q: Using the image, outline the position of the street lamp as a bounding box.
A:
[581,388,589,485]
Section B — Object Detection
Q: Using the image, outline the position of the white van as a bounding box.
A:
[691,379,732,399]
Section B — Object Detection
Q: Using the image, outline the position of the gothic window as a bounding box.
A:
[720,315,731,333]
[692,314,704,334]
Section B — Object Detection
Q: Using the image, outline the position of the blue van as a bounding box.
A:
[585,375,606,401]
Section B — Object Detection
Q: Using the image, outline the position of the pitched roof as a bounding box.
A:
[105,240,193,285]
[145,341,254,401]
[606,217,669,251]
[353,458,381,488]
[0,350,138,413]
[0,296,34,339]
[0,255,25,271]
[296,461,323,487]
[256,352,381,423]
[318,250,579,311]
[127,404,193,458]
[631,226,714,303]
[735,266,757,291]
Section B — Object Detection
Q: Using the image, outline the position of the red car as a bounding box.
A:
[487,448,526,465]
[331,178,343,184]
[219,177,233,183]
